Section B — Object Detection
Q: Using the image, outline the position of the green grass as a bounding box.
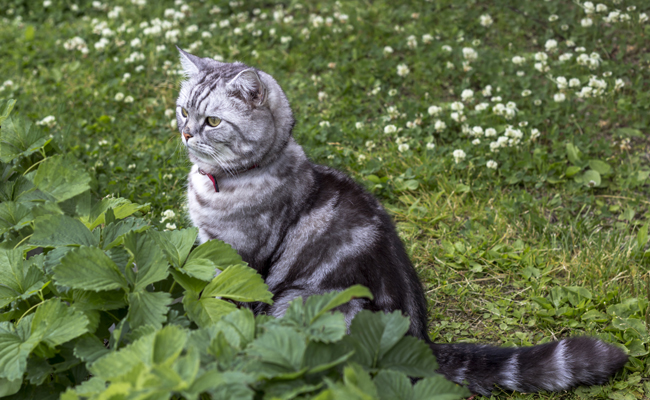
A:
[1,0,649,398]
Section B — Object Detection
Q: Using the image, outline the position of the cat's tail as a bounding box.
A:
[430,337,628,395]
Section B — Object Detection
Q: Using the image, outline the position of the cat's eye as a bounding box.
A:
[207,117,221,127]
[181,107,188,118]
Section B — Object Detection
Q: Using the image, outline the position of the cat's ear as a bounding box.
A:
[226,69,267,106]
[176,46,203,77]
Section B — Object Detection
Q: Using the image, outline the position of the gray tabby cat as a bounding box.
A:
[175,47,627,396]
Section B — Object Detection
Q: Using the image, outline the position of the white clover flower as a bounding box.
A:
[434,120,446,132]
[171,119,177,129]
[603,11,621,23]
[521,89,532,97]
[485,128,497,137]
[479,14,493,27]
[584,1,595,14]
[396,64,410,77]
[426,142,436,150]
[512,56,526,65]
[553,93,566,102]
[219,20,230,28]
[577,53,590,66]
[452,149,466,163]
[576,46,587,52]
[36,115,57,128]
[450,101,464,111]
[556,76,568,89]
[450,112,464,122]
[407,35,417,49]
[534,99,542,106]
[356,122,364,130]
[384,124,397,134]
[462,47,478,61]
[165,109,175,118]
[640,13,648,23]
[115,92,125,101]
[529,128,540,141]
[428,105,442,116]
[472,139,481,145]
[422,34,433,44]
[160,209,176,222]
[614,78,625,91]
[548,14,559,22]
[486,160,498,169]
[43,0,51,7]
[319,121,330,127]
[545,39,558,52]
[534,52,548,62]
[280,36,292,44]
[559,53,573,62]
[460,89,474,102]
[446,61,455,69]
[441,45,452,52]
[165,223,177,231]
[471,126,484,137]
[124,96,134,103]
[383,46,394,55]
[596,3,608,13]
[581,17,593,27]
[569,78,581,87]
[398,143,410,152]
[475,102,489,111]
[482,85,493,97]
[358,154,367,162]
[489,142,500,152]
[388,89,397,96]
[318,91,328,102]
[576,86,593,98]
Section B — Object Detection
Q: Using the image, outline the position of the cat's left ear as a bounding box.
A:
[227,69,267,107]
[176,46,204,77]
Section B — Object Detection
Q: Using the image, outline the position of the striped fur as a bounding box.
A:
[176,49,628,395]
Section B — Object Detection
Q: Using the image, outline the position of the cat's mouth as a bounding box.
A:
[186,141,238,169]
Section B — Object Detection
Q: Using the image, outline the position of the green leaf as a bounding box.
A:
[580,169,601,188]
[152,324,187,365]
[341,363,379,400]
[413,374,470,400]
[32,154,91,202]
[0,248,45,307]
[101,218,149,250]
[213,308,256,349]
[377,335,439,377]
[73,334,110,365]
[625,339,648,357]
[246,325,307,376]
[31,214,99,247]
[281,287,373,343]
[345,310,411,368]
[0,117,51,163]
[70,289,127,311]
[588,159,612,175]
[31,299,89,347]
[182,258,219,281]
[150,228,198,269]
[83,197,150,230]
[186,239,246,270]
[637,223,649,250]
[89,334,153,380]
[565,143,582,165]
[0,99,16,126]
[202,264,273,304]
[122,231,169,291]
[0,201,32,235]
[565,166,582,178]
[304,341,354,373]
[0,317,40,381]
[182,290,237,328]
[0,377,21,397]
[126,291,172,329]
[54,246,129,292]
[373,370,413,400]
[170,268,209,293]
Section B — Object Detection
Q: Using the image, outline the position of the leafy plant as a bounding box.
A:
[0,102,468,399]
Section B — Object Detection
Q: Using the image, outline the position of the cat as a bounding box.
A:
[175,47,628,396]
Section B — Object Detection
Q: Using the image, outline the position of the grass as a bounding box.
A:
[1,0,649,398]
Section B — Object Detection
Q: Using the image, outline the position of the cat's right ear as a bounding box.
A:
[176,46,203,77]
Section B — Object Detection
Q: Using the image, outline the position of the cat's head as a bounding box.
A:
[175,47,294,175]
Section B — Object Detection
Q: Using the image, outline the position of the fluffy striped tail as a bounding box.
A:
[430,337,628,395]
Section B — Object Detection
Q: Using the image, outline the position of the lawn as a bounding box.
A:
[0,0,649,398]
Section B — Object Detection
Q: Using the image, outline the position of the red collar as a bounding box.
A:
[198,165,258,192]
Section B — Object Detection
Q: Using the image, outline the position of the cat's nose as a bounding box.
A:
[183,132,193,141]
